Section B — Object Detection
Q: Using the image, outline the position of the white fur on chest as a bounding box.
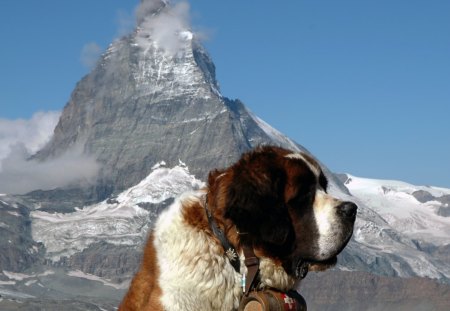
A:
[153,192,243,311]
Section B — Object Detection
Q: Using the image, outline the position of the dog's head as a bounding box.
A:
[208,146,357,281]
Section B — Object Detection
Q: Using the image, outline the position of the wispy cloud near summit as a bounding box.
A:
[135,0,193,56]
[133,0,212,57]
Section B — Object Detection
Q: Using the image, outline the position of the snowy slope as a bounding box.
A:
[338,174,450,281]
[345,175,450,244]
[31,161,204,261]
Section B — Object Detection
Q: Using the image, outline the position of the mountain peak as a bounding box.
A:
[135,0,193,58]
[32,2,311,204]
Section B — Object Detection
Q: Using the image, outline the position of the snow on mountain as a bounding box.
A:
[31,162,204,261]
[129,26,214,100]
[345,175,450,245]
[338,174,450,281]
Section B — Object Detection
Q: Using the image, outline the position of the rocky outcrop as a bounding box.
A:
[0,197,44,272]
[55,242,141,283]
[300,270,450,311]
[412,190,450,216]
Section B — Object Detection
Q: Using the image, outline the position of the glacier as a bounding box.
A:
[31,162,204,262]
[338,174,450,281]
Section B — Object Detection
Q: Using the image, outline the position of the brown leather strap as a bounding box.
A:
[203,195,240,273]
[243,246,259,296]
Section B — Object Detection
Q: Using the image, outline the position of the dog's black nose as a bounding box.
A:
[337,201,358,219]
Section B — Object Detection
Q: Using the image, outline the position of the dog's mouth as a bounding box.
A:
[294,257,337,279]
[293,228,354,278]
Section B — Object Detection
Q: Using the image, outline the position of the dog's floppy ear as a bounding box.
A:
[224,155,294,251]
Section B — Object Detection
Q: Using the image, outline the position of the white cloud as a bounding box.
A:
[0,143,100,195]
[0,112,100,194]
[135,0,194,56]
[0,111,60,167]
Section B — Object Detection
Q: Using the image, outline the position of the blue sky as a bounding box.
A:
[1,0,449,188]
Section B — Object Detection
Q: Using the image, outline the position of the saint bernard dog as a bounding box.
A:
[119,146,357,311]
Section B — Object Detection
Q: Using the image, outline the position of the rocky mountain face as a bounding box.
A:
[0,196,44,272]
[32,2,307,207]
[1,1,449,310]
[300,270,450,311]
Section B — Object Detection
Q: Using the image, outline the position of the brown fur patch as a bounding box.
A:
[181,197,210,233]
[118,234,163,311]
